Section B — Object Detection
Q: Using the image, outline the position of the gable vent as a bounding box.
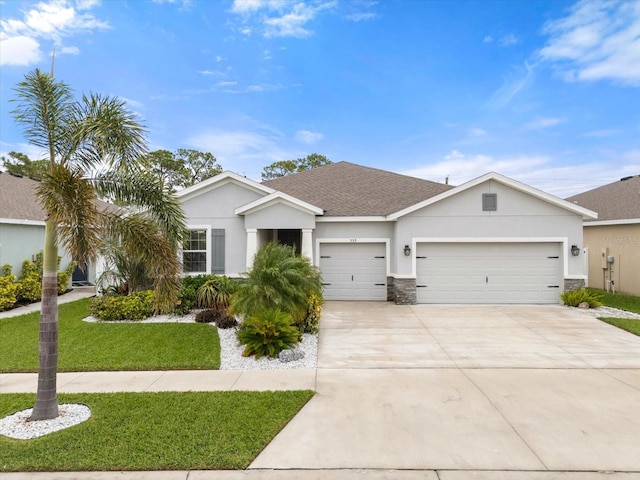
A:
[482,193,497,211]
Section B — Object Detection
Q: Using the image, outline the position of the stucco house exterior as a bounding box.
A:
[0,171,94,285]
[566,175,640,296]
[177,162,596,305]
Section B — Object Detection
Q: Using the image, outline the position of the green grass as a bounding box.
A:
[0,391,314,471]
[588,288,640,315]
[0,299,220,372]
[599,318,640,337]
[584,289,640,337]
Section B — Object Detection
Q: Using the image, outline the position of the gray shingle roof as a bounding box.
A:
[565,175,640,221]
[262,161,453,216]
[0,170,122,222]
[0,172,47,221]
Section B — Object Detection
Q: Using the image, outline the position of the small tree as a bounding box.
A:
[261,153,332,180]
[229,243,322,323]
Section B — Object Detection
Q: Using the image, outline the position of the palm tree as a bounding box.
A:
[11,69,185,421]
[229,243,323,323]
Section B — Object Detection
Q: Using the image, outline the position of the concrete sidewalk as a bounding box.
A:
[0,286,96,320]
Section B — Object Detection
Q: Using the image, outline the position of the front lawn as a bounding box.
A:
[588,288,640,315]
[0,391,313,471]
[585,288,640,337]
[599,318,640,337]
[0,299,220,372]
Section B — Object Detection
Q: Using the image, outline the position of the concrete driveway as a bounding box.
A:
[251,302,640,473]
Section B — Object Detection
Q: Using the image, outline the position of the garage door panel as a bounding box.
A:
[319,243,386,301]
[416,243,561,304]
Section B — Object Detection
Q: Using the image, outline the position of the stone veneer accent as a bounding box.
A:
[394,277,416,305]
[387,276,395,302]
[564,278,585,292]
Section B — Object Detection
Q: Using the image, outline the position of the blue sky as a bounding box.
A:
[1,0,639,197]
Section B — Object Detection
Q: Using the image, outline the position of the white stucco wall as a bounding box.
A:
[394,181,586,277]
[181,181,266,276]
[244,203,316,230]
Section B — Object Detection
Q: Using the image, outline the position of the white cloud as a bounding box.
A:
[468,127,487,137]
[0,34,41,65]
[498,33,519,46]
[295,129,323,144]
[539,0,640,86]
[230,0,337,38]
[0,0,109,66]
[486,61,535,109]
[581,129,619,138]
[400,149,639,197]
[483,35,493,43]
[75,0,100,10]
[345,12,377,22]
[59,45,79,55]
[187,127,297,178]
[525,116,567,130]
[120,97,144,109]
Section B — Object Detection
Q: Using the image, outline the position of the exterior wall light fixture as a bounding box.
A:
[571,245,580,256]
[404,245,411,256]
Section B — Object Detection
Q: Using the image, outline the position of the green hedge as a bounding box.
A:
[89,290,155,321]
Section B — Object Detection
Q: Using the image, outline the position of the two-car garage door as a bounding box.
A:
[319,243,387,301]
[416,243,561,304]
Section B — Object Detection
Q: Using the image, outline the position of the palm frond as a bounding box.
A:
[36,164,102,265]
[10,69,74,161]
[74,93,148,174]
[103,212,182,313]
[94,171,186,246]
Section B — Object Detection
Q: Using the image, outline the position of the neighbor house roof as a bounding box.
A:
[566,175,640,222]
[262,161,453,216]
[0,172,47,223]
[0,170,122,225]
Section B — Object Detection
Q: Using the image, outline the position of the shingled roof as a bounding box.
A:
[566,175,640,222]
[262,161,453,216]
[0,170,121,223]
[0,172,47,222]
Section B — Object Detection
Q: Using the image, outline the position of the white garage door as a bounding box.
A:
[319,243,387,301]
[416,243,561,304]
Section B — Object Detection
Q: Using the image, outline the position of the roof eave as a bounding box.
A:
[235,191,324,216]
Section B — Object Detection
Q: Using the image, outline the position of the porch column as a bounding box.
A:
[301,228,313,263]
[246,228,258,270]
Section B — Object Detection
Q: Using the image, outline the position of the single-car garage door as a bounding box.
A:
[416,243,561,304]
[319,243,387,301]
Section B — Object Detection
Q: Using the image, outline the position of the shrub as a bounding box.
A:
[196,276,238,311]
[15,260,41,304]
[561,288,603,308]
[237,308,299,359]
[0,275,18,311]
[230,243,322,324]
[215,312,238,329]
[2,264,12,276]
[294,292,323,335]
[57,261,77,295]
[89,290,155,321]
[195,309,220,323]
[174,275,214,315]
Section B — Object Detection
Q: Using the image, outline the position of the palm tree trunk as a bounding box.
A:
[30,219,59,420]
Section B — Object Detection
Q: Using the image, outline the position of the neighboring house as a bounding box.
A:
[0,171,96,285]
[177,162,596,305]
[566,175,640,296]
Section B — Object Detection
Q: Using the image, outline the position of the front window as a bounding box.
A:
[183,229,207,273]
